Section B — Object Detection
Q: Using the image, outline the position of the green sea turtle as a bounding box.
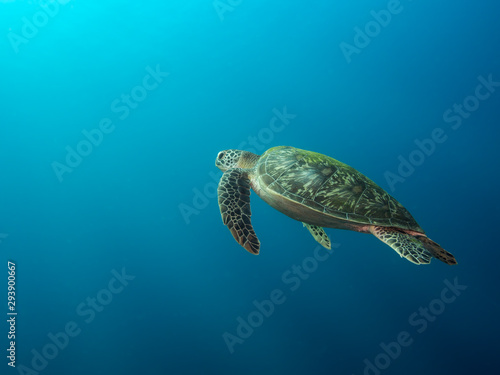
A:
[215,146,457,265]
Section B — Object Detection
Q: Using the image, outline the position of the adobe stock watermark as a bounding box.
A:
[353,277,467,375]
[339,0,412,64]
[178,106,296,225]
[384,73,499,192]
[15,267,135,374]
[7,0,73,54]
[222,242,340,354]
[213,0,243,22]
[51,64,169,183]
[0,233,8,244]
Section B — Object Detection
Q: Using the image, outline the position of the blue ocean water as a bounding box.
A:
[1,1,499,374]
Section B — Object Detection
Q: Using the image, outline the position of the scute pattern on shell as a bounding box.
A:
[255,146,422,232]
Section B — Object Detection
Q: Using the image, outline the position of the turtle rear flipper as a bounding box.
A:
[370,226,432,265]
[303,223,331,249]
[414,235,457,265]
[370,226,457,265]
[218,168,260,254]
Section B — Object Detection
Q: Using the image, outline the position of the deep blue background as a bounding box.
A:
[1,1,499,374]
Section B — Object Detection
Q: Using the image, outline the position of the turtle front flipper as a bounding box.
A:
[370,226,433,265]
[218,168,260,254]
[303,223,331,249]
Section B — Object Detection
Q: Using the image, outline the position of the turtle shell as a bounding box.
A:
[254,146,423,232]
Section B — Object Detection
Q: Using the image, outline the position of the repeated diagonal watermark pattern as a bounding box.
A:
[384,73,499,192]
[339,0,413,64]
[178,106,296,225]
[7,0,74,54]
[223,242,340,354]
[15,267,135,374]
[51,64,169,183]
[352,277,467,375]
[213,0,243,22]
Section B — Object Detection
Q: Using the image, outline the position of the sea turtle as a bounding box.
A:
[215,146,457,265]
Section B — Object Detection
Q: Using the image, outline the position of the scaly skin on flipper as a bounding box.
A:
[303,223,331,249]
[217,168,260,254]
[370,226,457,265]
[370,226,433,264]
[412,235,457,265]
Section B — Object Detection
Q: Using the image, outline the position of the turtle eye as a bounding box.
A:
[218,152,225,160]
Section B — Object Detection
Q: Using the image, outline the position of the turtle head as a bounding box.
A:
[216,149,260,171]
